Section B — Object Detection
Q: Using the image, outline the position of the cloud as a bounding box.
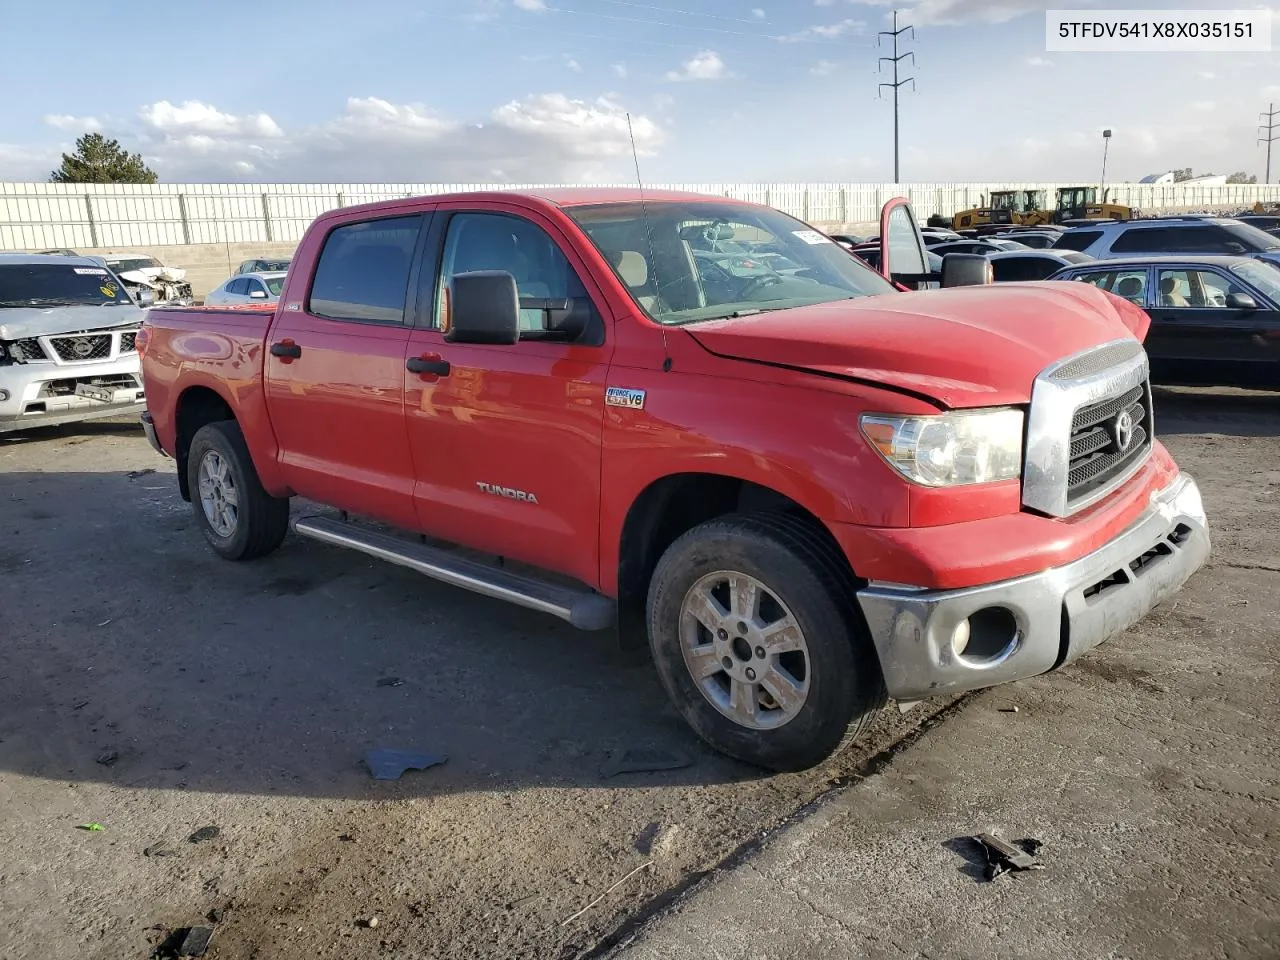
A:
[1190,100,1216,112]
[140,100,283,139]
[665,50,728,81]
[44,114,102,132]
[854,0,1067,26]
[751,7,765,16]
[612,62,628,77]
[1198,70,1217,80]
[779,18,864,41]
[566,58,582,72]
[810,59,840,76]
[513,0,547,9]
[3,94,665,183]
[1023,56,1052,67]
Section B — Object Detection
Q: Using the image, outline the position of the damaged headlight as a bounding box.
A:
[860,408,1024,487]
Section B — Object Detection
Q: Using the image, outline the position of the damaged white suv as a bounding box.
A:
[0,254,148,434]
[101,253,194,306]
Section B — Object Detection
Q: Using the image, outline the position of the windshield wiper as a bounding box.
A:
[0,297,96,307]
[668,306,792,325]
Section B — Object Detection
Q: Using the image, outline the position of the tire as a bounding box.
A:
[646,512,886,773]
[187,420,290,561]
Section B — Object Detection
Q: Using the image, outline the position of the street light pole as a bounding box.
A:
[1100,128,1112,201]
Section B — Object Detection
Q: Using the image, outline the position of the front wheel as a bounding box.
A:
[187,421,290,561]
[646,513,886,772]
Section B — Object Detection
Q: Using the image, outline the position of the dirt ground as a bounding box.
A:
[0,385,1276,960]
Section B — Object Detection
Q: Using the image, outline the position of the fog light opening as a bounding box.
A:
[955,606,1019,664]
[0,388,9,401]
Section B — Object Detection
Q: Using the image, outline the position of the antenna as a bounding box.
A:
[626,112,671,372]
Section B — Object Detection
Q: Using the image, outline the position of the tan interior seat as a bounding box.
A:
[614,250,660,313]
[1160,275,1190,307]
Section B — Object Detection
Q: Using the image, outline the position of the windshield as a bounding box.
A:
[1224,221,1280,251]
[265,276,286,295]
[566,200,896,325]
[1230,259,1280,302]
[0,263,135,307]
[107,257,162,273]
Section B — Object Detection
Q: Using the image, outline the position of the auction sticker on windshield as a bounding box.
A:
[74,267,108,275]
[792,230,833,245]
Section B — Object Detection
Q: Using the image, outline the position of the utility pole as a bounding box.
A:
[877,10,916,184]
[1260,103,1278,184]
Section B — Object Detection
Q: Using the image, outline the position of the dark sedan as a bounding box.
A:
[1048,255,1280,390]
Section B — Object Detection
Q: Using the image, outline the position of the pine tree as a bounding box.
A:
[49,133,158,184]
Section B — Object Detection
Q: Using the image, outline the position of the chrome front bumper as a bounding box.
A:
[856,474,1210,701]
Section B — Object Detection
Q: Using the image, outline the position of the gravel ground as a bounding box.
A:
[0,385,1276,960]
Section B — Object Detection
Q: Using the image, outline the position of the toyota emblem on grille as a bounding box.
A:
[1112,408,1134,452]
[71,338,93,358]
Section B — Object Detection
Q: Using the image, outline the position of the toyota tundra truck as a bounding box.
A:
[136,189,1210,772]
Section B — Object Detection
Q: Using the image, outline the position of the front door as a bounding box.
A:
[402,207,612,587]
[264,212,428,529]
[1146,266,1280,388]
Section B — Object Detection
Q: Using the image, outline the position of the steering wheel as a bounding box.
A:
[738,274,786,297]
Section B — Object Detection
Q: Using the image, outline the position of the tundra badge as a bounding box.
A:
[605,387,646,410]
[476,482,539,505]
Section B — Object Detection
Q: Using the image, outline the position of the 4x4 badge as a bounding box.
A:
[605,387,646,410]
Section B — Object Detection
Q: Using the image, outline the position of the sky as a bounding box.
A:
[1,0,1278,185]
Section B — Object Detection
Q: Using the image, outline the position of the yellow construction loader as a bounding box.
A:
[1053,186,1132,222]
[951,189,1050,230]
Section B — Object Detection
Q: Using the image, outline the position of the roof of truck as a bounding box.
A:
[0,252,107,267]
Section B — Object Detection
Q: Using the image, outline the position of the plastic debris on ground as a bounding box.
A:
[364,748,447,781]
[187,825,220,844]
[76,823,105,832]
[153,925,215,958]
[600,748,692,778]
[973,832,1046,881]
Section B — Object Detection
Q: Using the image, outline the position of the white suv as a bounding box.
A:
[1053,216,1280,267]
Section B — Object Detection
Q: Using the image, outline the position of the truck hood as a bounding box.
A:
[0,304,146,341]
[685,282,1147,409]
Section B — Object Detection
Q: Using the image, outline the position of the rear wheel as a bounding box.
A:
[187,421,290,561]
[646,512,886,772]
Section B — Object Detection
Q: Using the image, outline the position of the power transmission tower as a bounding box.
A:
[1260,103,1278,185]
[878,10,916,184]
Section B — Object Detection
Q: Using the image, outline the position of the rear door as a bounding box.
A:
[264,211,430,529]
[1146,265,1279,388]
[878,198,932,288]
[400,204,612,586]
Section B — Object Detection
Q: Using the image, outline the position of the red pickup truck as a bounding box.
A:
[137,189,1210,771]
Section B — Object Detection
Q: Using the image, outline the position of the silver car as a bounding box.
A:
[204,271,288,306]
[0,254,147,433]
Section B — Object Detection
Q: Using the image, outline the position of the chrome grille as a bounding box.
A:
[1022,339,1153,518]
[9,338,48,361]
[1066,382,1151,508]
[50,334,112,362]
[119,332,137,353]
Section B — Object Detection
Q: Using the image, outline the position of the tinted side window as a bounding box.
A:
[992,257,1055,282]
[435,212,599,337]
[1053,230,1102,252]
[227,278,249,295]
[309,215,422,323]
[1110,227,1168,252]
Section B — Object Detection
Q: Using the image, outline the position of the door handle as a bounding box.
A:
[270,339,302,361]
[406,354,451,378]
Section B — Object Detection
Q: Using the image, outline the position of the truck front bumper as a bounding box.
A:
[856,473,1210,701]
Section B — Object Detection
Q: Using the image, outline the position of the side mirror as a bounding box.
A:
[135,287,156,307]
[249,289,268,299]
[1225,292,1257,311]
[941,253,994,288]
[445,271,520,345]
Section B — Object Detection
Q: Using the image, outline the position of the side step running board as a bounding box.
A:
[292,516,617,631]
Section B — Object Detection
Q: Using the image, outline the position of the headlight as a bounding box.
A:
[860,408,1024,487]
